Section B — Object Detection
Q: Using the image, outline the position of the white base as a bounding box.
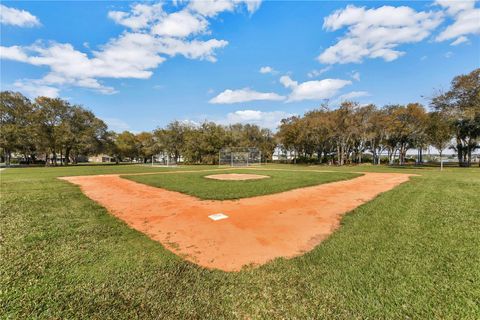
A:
[208,213,229,221]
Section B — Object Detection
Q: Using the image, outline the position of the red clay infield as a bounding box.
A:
[60,171,414,271]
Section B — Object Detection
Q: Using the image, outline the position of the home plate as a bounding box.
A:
[208,213,229,221]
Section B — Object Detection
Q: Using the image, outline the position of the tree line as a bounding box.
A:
[277,69,479,167]
[112,121,276,165]
[0,92,275,165]
[1,69,478,167]
[1,93,110,166]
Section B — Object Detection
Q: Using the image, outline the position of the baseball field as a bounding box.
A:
[1,164,478,318]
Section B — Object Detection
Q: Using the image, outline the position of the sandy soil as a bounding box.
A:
[60,171,414,271]
[205,173,270,181]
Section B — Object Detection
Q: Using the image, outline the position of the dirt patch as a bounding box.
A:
[60,171,414,271]
[205,173,270,181]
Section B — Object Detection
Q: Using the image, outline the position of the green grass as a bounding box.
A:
[122,169,360,200]
[1,164,479,319]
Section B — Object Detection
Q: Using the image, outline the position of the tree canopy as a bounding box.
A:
[1,68,478,167]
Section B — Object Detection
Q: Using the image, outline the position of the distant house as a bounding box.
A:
[272,145,295,161]
[88,154,114,163]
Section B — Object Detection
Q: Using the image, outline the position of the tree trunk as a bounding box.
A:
[5,150,11,166]
[399,145,404,165]
[340,145,344,166]
[65,148,71,165]
[456,139,463,167]
[467,144,472,167]
[440,150,443,171]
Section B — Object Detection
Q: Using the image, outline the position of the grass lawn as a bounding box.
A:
[122,169,360,200]
[1,164,479,318]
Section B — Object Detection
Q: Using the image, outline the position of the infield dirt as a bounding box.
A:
[61,171,414,271]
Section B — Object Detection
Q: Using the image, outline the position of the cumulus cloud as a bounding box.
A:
[280,75,352,102]
[188,0,261,17]
[13,80,59,98]
[1,1,260,96]
[318,5,443,64]
[151,10,208,37]
[259,66,275,74]
[209,88,285,104]
[0,4,40,27]
[0,45,30,61]
[108,3,164,30]
[435,0,479,43]
[337,91,370,101]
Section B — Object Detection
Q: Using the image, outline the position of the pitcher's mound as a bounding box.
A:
[205,173,270,181]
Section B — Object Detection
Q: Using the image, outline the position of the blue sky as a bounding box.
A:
[1,1,479,132]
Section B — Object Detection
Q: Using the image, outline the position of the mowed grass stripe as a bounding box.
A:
[0,165,479,318]
[122,169,361,200]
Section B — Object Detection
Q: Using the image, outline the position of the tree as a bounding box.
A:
[383,103,427,165]
[351,104,375,164]
[60,106,109,164]
[277,116,302,163]
[367,107,388,165]
[34,97,71,165]
[431,68,480,166]
[426,112,453,170]
[0,92,36,165]
[331,102,357,165]
[136,132,156,163]
[161,121,190,162]
[115,131,139,161]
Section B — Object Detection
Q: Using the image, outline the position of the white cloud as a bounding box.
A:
[209,88,285,104]
[445,51,453,58]
[155,37,228,62]
[188,0,261,17]
[13,80,59,98]
[0,4,40,27]
[337,91,370,101]
[151,10,208,37]
[220,109,293,130]
[307,66,331,78]
[108,3,162,30]
[435,0,480,42]
[280,75,352,102]
[0,45,30,61]
[1,1,259,96]
[259,66,275,74]
[318,5,443,64]
[450,35,470,45]
[279,75,298,88]
[108,1,259,38]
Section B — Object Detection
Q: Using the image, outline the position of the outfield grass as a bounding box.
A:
[123,169,360,200]
[1,164,479,318]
